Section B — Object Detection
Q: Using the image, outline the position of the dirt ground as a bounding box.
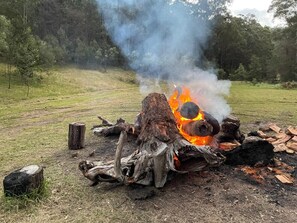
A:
[68,129,297,223]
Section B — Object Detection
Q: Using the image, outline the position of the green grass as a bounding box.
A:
[228,82,297,128]
[1,180,49,212]
[0,66,296,222]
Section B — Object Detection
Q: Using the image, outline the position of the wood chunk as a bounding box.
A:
[272,135,292,145]
[257,130,268,138]
[291,136,297,142]
[223,115,240,126]
[275,174,293,184]
[269,124,281,133]
[68,122,86,150]
[286,141,297,151]
[273,143,288,152]
[219,141,240,151]
[223,136,274,166]
[182,120,213,137]
[4,165,44,196]
[180,102,199,119]
[259,124,271,132]
[286,126,297,136]
[275,132,287,139]
[286,148,295,154]
[266,137,277,143]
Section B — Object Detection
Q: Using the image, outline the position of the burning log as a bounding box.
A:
[182,120,213,137]
[80,93,225,188]
[180,102,200,119]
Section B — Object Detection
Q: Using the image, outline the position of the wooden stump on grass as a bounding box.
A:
[3,165,44,196]
[68,122,86,150]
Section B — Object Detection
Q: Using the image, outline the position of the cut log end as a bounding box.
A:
[182,120,213,137]
[68,122,86,150]
[180,102,200,119]
[3,165,44,196]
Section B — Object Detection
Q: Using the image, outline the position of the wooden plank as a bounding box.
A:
[219,141,240,151]
[275,132,287,139]
[257,130,268,138]
[286,141,297,152]
[286,126,297,136]
[269,124,281,133]
[273,143,288,152]
[275,174,293,184]
[266,137,277,143]
[272,135,292,145]
[291,136,297,142]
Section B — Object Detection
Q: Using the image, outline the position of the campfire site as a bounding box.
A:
[76,86,297,222]
[1,0,297,222]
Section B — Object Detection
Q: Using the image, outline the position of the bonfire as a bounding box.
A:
[78,86,278,188]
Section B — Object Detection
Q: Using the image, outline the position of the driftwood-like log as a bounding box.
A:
[68,122,86,150]
[80,93,225,188]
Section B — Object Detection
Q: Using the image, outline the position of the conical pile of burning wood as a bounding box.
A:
[79,93,226,188]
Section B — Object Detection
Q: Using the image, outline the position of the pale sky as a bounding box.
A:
[229,0,285,27]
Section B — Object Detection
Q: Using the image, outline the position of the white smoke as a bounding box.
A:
[96,0,231,122]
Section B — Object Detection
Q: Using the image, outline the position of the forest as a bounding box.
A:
[0,0,296,85]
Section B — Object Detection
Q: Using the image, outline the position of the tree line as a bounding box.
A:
[0,0,296,92]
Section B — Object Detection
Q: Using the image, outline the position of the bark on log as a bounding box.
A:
[68,122,86,150]
[137,93,179,143]
[204,112,220,135]
[182,120,213,137]
[3,165,44,196]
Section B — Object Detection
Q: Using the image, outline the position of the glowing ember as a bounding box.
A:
[168,86,212,145]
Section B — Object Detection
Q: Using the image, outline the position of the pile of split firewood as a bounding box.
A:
[252,124,297,154]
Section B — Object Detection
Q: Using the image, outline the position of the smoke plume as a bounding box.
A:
[96,0,231,122]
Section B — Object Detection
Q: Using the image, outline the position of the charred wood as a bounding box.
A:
[182,120,213,137]
[222,136,274,166]
[180,102,200,119]
[68,122,86,150]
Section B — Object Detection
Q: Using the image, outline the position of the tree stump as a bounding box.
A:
[68,122,86,150]
[3,165,44,196]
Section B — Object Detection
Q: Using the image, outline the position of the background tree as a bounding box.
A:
[269,0,297,81]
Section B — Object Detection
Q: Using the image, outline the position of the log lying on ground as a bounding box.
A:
[80,93,225,188]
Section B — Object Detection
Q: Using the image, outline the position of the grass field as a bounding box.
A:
[0,65,296,222]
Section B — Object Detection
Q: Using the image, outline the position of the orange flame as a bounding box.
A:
[168,86,212,145]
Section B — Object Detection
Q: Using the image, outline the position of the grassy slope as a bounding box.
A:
[0,65,296,222]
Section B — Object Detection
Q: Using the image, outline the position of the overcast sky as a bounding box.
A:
[229,0,285,27]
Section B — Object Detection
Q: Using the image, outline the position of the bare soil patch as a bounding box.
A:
[58,127,297,222]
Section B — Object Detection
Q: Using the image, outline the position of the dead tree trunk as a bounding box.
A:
[68,122,86,150]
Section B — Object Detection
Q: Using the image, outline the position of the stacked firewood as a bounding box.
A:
[250,124,297,154]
